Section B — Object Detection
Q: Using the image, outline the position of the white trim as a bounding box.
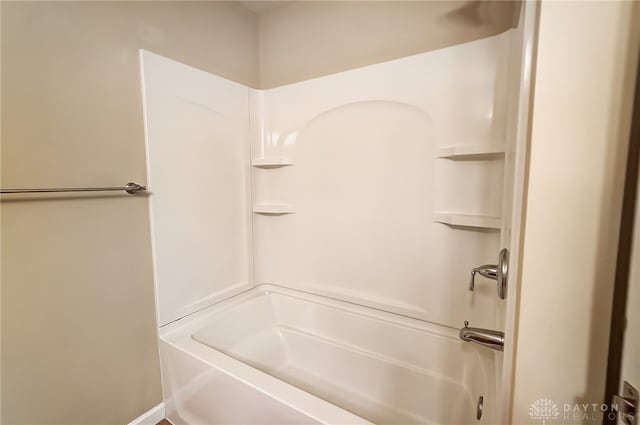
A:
[499,1,539,424]
[127,402,166,425]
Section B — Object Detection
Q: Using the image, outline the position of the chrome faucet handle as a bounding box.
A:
[468,248,509,300]
[469,265,498,291]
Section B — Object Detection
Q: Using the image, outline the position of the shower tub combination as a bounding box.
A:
[141,7,532,421]
[159,286,494,424]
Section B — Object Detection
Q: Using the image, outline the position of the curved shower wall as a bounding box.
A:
[251,32,510,329]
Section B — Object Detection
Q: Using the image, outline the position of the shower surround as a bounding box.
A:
[141,27,525,424]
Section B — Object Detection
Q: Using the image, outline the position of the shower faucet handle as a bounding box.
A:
[469,265,498,291]
[469,248,509,300]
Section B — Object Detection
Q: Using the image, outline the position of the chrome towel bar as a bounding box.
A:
[0,182,147,195]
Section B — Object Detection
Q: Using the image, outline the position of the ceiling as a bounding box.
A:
[239,1,293,15]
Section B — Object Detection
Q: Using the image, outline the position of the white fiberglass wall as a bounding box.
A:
[141,51,253,326]
[142,32,511,330]
[252,33,510,329]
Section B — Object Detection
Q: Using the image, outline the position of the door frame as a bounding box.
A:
[498,1,540,423]
[603,33,640,425]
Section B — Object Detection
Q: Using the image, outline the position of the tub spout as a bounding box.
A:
[459,321,504,352]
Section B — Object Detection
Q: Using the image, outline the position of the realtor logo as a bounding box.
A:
[529,398,560,424]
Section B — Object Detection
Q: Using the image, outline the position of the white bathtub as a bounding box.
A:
[159,285,495,425]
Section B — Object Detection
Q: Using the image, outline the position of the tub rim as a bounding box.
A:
[160,283,461,341]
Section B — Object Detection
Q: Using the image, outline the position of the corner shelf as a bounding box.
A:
[253,204,295,215]
[437,144,505,160]
[433,212,501,230]
[251,157,294,169]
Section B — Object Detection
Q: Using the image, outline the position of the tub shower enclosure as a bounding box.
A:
[140,7,534,425]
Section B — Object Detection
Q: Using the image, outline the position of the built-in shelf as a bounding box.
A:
[253,204,295,215]
[433,212,501,229]
[251,157,294,169]
[437,144,505,160]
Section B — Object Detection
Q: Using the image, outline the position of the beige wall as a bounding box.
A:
[258,1,518,88]
[512,1,640,423]
[0,2,258,424]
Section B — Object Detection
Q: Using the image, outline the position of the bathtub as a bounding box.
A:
[159,285,495,424]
